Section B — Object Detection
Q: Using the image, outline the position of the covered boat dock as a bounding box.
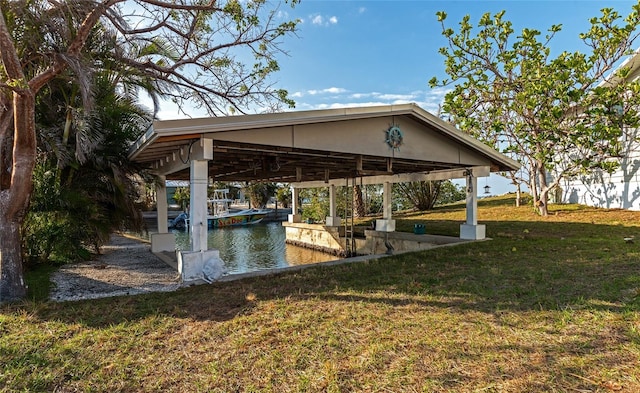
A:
[128,103,519,282]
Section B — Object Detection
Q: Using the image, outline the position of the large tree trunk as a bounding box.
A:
[0,8,51,302]
[0,218,26,301]
[0,92,36,302]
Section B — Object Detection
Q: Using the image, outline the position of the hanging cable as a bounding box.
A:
[179,140,197,164]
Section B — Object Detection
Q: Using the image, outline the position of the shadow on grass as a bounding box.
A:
[4,217,635,329]
[4,195,639,393]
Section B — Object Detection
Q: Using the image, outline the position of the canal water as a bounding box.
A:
[171,222,339,275]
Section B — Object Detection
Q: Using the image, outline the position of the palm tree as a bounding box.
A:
[1,0,299,301]
[22,17,160,263]
[25,72,153,263]
[395,181,443,211]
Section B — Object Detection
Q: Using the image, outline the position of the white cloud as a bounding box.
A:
[358,7,366,14]
[149,82,448,120]
[292,87,451,116]
[372,92,417,101]
[324,87,346,94]
[306,102,402,111]
[309,14,338,26]
[420,87,451,114]
[307,87,347,95]
[418,101,442,115]
[311,15,324,25]
[153,97,206,120]
[425,86,451,100]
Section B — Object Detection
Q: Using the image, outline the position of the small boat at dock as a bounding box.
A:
[207,208,270,228]
[168,189,271,229]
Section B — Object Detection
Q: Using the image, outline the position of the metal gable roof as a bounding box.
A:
[129,103,519,183]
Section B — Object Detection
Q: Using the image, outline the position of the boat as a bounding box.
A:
[207,208,270,228]
[168,189,271,229]
[207,189,271,228]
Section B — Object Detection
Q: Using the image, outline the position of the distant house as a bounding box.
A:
[166,180,190,209]
[558,51,640,210]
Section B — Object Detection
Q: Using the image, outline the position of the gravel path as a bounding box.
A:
[49,234,182,302]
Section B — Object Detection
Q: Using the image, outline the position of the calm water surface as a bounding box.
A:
[172,222,338,275]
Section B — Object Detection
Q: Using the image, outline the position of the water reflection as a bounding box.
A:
[173,222,338,275]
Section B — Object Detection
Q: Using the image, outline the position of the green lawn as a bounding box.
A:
[2,195,639,392]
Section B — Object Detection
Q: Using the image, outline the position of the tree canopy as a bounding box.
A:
[0,0,299,301]
[430,4,640,215]
[24,71,154,264]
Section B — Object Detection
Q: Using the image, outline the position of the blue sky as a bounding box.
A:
[276,0,638,112]
[156,0,640,195]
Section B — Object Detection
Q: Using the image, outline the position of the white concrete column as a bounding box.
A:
[176,138,219,282]
[151,175,176,253]
[466,174,478,225]
[375,181,395,232]
[291,187,299,213]
[189,160,209,251]
[460,172,486,240]
[329,184,336,216]
[325,184,341,226]
[156,176,168,233]
[383,181,392,219]
[288,186,302,223]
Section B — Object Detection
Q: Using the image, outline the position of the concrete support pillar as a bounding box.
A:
[325,184,341,226]
[460,172,486,240]
[288,186,302,223]
[376,181,395,232]
[189,160,209,251]
[329,184,336,216]
[151,175,176,253]
[156,175,169,233]
[383,181,392,219]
